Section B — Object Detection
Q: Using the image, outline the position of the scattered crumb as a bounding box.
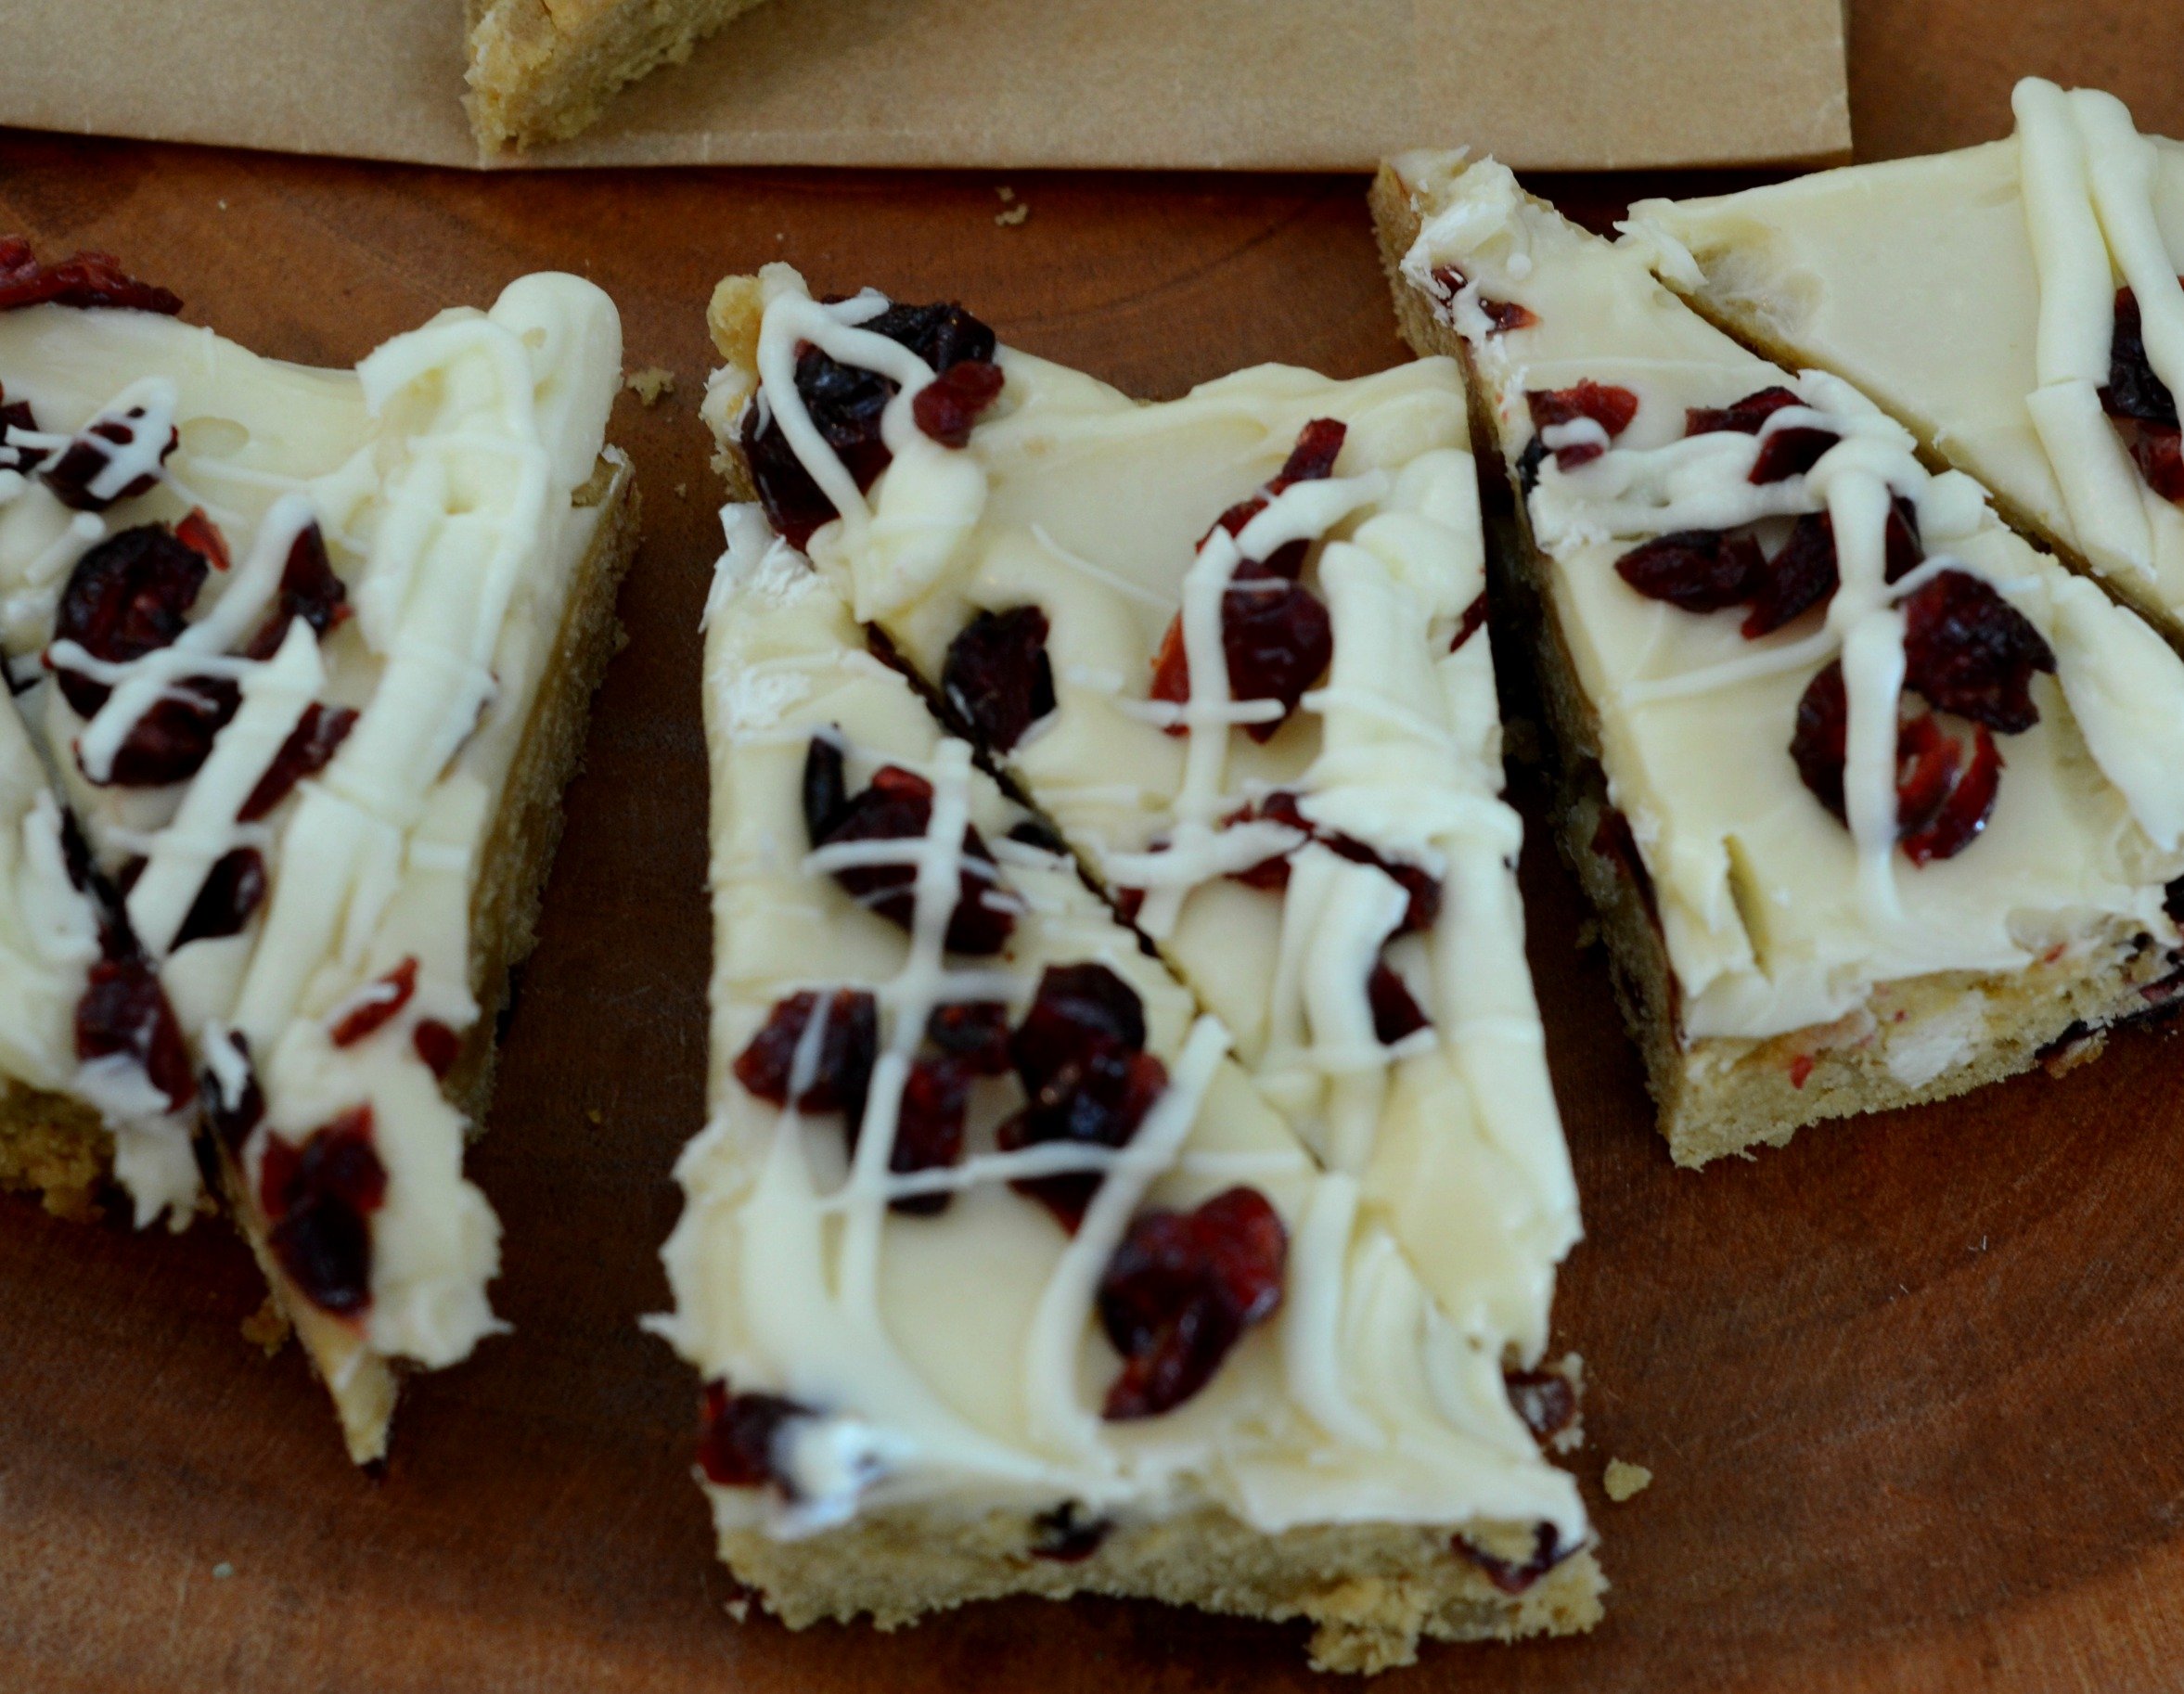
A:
[724,1594,751,1622]
[216,199,229,212]
[1574,918,1599,950]
[212,1562,235,1581]
[240,1295,290,1356]
[996,203,1030,228]
[1603,1458,1652,1503]
[996,185,1016,202]
[624,366,676,407]
[674,483,688,501]
[586,1106,604,1125]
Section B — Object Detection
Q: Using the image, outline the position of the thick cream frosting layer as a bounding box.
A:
[0,278,620,1381]
[1625,82,2184,620]
[660,521,1587,1550]
[1392,153,2184,1046]
[709,265,1578,1355]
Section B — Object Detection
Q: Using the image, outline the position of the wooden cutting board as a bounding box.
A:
[5,6,2184,1688]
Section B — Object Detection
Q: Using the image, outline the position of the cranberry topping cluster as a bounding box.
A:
[744,299,1004,550]
[1096,1185,1287,1419]
[1597,386,2056,864]
[259,1104,389,1315]
[61,815,194,1117]
[0,238,182,316]
[2101,284,2184,502]
[802,736,1016,955]
[1427,265,1538,336]
[1147,418,1347,743]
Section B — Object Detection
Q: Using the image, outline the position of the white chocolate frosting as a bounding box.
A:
[708,265,1578,1360]
[657,520,1587,1549]
[1625,80,2184,618]
[0,277,621,1389]
[1392,153,2184,1046]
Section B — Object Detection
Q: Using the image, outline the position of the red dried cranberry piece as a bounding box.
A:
[942,606,1054,753]
[697,1379,813,1491]
[1479,298,1539,334]
[413,1019,462,1081]
[1217,792,1442,933]
[1504,1367,1578,1445]
[75,956,195,1112]
[878,1054,972,1216]
[0,394,45,473]
[1010,963,1148,1085]
[734,989,880,1118]
[1899,569,2055,735]
[2101,286,2180,427]
[259,1105,387,1316]
[1204,418,1349,578]
[171,847,266,948]
[1615,530,1766,614]
[910,358,1005,448]
[1749,424,1841,485]
[200,1030,263,1156]
[173,508,231,572]
[42,407,177,511]
[1898,719,2001,865]
[1790,663,1852,819]
[801,734,851,845]
[244,522,348,660]
[50,523,208,717]
[1743,511,1838,638]
[1003,964,1166,1231]
[329,957,419,1047]
[812,764,1016,956]
[1367,958,1429,1045]
[1685,385,1802,437]
[745,300,999,550]
[237,702,356,821]
[925,999,1014,1074]
[1454,1523,1568,1597]
[1428,265,1467,301]
[1525,382,1639,471]
[1882,494,1924,583]
[100,676,241,789]
[1223,790,1312,892]
[1450,591,1488,652]
[2123,420,2184,503]
[1790,662,2002,861]
[1029,1501,1112,1562]
[0,238,183,315]
[1149,565,1332,744]
[1098,1187,1287,1420]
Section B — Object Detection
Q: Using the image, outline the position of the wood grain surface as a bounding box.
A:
[5,6,2183,1689]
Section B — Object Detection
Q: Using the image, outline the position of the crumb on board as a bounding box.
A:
[212,1562,235,1580]
[587,1106,605,1125]
[1574,918,1599,950]
[240,1295,291,1357]
[674,483,688,501]
[1604,1458,1652,1503]
[995,186,1029,227]
[624,366,676,406]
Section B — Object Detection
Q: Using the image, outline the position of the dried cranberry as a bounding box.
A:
[237,702,356,821]
[102,677,241,789]
[75,956,194,1111]
[697,1380,812,1491]
[925,999,1013,1073]
[1525,382,1638,471]
[259,1106,386,1316]
[413,1020,462,1081]
[1098,1187,1287,1420]
[0,238,183,314]
[1029,1502,1112,1562]
[2123,421,2184,503]
[942,606,1054,753]
[878,1055,972,1215]
[1149,564,1332,743]
[734,989,880,1119]
[1899,570,2054,735]
[1003,964,1166,1231]
[1203,418,1347,576]
[1685,385,1802,438]
[1428,265,1468,301]
[200,1030,263,1156]
[1749,423,1840,485]
[1368,958,1429,1045]
[1479,298,1539,334]
[910,359,1005,447]
[42,408,177,511]
[2102,286,2180,427]
[244,522,348,659]
[1743,511,1838,637]
[1454,1523,1567,1596]
[1615,530,1766,614]
[328,957,419,1047]
[745,300,999,550]
[50,524,208,716]
[1218,791,1442,933]
[173,508,231,572]
[1450,591,1488,652]
[814,764,1016,956]
[1224,790,1313,892]
[0,395,45,473]
[1790,662,2001,861]
[1504,1367,1578,1445]
[171,847,265,948]
[1010,963,1148,1084]
[802,735,851,844]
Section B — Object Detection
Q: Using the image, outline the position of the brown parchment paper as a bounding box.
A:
[0,0,1847,173]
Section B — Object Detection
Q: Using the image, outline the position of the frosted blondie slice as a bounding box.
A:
[0,240,638,1460]
[1625,79,2184,645]
[655,527,1598,1673]
[1373,155,2184,1165]
[700,266,1576,1334]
